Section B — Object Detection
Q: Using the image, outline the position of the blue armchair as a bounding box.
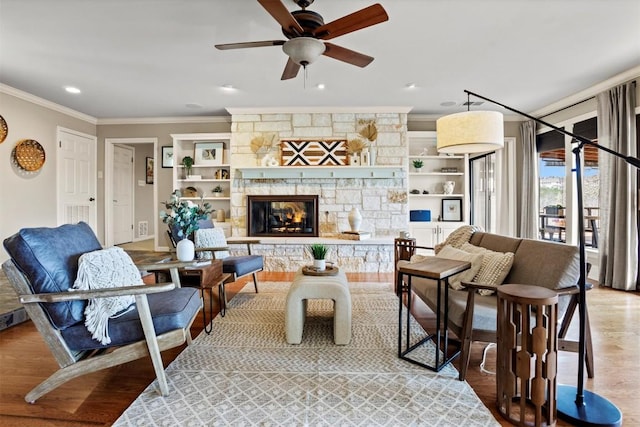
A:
[2,222,201,403]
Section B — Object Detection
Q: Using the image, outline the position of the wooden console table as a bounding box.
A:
[397,256,471,372]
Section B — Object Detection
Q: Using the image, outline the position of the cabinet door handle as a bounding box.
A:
[89,197,95,202]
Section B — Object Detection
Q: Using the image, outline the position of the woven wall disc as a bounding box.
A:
[14,139,46,171]
[0,115,7,143]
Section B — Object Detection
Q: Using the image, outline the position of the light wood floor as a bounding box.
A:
[0,272,637,426]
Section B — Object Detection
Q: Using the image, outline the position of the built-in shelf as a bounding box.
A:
[409,172,464,176]
[236,166,404,179]
[177,179,231,183]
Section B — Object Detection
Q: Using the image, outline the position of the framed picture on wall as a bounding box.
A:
[161,146,173,168]
[194,142,224,166]
[441,198,462,221]
[146,157,154,184]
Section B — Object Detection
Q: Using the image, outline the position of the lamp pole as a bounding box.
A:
[464,89,638,426]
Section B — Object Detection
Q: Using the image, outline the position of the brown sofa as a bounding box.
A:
[397,231,593,381]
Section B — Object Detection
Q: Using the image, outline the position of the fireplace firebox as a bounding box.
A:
[248,195,319,237]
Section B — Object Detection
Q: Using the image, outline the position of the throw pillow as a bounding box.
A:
[195,228,230,260]
[73,247,141,344]
[435,245,484,290]
[460,242,515,295]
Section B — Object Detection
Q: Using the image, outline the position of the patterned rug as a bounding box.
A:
[114,281,499,426]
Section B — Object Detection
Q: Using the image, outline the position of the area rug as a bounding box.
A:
[114,281,499,426]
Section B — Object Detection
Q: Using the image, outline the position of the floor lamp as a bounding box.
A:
[437,90,639,427]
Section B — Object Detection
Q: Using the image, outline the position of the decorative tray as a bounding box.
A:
[302,265,339,276]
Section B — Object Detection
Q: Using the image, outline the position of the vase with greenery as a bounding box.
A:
[307,243,329,271]
[212,185,223,197]
[160,190,212,261]
[182,156,194,178]
[412,159,424,172]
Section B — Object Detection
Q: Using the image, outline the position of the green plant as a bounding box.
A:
[212,185,223,193]
[412,159,424,169]
[307,243,329,260]
[160,190,212,240]
[182,156,194,175]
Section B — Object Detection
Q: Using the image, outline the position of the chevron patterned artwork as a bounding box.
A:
[281,139,348,166]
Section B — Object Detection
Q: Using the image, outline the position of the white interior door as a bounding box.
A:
[57,127,97,231]
[113,145,134,245]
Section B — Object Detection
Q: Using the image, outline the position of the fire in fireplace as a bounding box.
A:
[248,195,319,237]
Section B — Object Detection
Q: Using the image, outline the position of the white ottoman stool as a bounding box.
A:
[285,268,351,345]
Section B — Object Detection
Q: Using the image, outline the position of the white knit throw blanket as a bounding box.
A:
[434,225,484,254]
[72,247,142,345]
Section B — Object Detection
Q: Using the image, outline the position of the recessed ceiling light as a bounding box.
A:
[221,84,235,91]
[65,86,81,94]
[405,83,416,89]
[440,101,457,107]
[316,83,325,90]
[185,103,203,109]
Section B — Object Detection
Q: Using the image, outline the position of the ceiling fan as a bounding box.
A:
[215,0,389,80]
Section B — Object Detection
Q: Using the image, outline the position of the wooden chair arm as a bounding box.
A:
[460,281,497,292]
[19,283,176,304]
[227,238,261,245]
[194,246,231,252]
[414,245,435,251]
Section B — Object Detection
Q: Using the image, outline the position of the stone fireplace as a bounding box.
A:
[247,195,319,237]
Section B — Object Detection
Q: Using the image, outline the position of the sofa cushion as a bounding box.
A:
[460,243,515,295]
[433,245,483,290]
[60,287,201,351]
[3,222,102,329]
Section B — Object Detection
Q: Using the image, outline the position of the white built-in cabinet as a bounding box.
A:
[170,133,231,236]
[407,131,468,247]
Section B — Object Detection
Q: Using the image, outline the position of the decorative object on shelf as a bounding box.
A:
[159,189,213,243]
[412,159,424,172]
[260,152,279,167]
[212,185,223,197]
[145,157,154,184]
[161,146,173,168]
[441,167,459,173]
[194,141,223,166]
[357,119,378,165]
[251,133,277,165]
[388,190,407,203]
[422,190,429,194]
[410,210,431,222]
[0,114,7,143]
[13,139,45,172]
[410,189,420,194]
[183,186,198,197]
[281,139,348,166]
[182,156,194,179]
[443,180,455,195]
[214,169,230,179]
[307,243,329,272]
[216,209,226,223]
[360,148,370,166]
[441,198,463,222]
[348,207,363,232]
[348,153,361,166]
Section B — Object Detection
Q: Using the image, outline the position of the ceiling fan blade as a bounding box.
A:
[281,58,301,80]
[215,40,285,50]
[323,42,374,68]
[258,0,304,36]
[312,3,389,40]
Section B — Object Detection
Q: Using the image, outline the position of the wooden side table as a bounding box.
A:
[497,284,558,427]
[397,256,471,372]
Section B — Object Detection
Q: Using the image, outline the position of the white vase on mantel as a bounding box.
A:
[348,207,362,232]
[176,238,195,262]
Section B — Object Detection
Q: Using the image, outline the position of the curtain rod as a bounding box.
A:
[538,79,636,119]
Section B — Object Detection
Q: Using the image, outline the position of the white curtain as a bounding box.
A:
[596,81,638,290]
[518,120,539,239]
[495,138,517,236]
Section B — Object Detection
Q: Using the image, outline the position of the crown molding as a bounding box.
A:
[408,113,524,122]
[97,116,231,125]
[0,84,97,124]
[226,106,413,115]
[530,65,640,117]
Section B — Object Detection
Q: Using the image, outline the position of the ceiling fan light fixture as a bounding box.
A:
[282,37,325,66]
